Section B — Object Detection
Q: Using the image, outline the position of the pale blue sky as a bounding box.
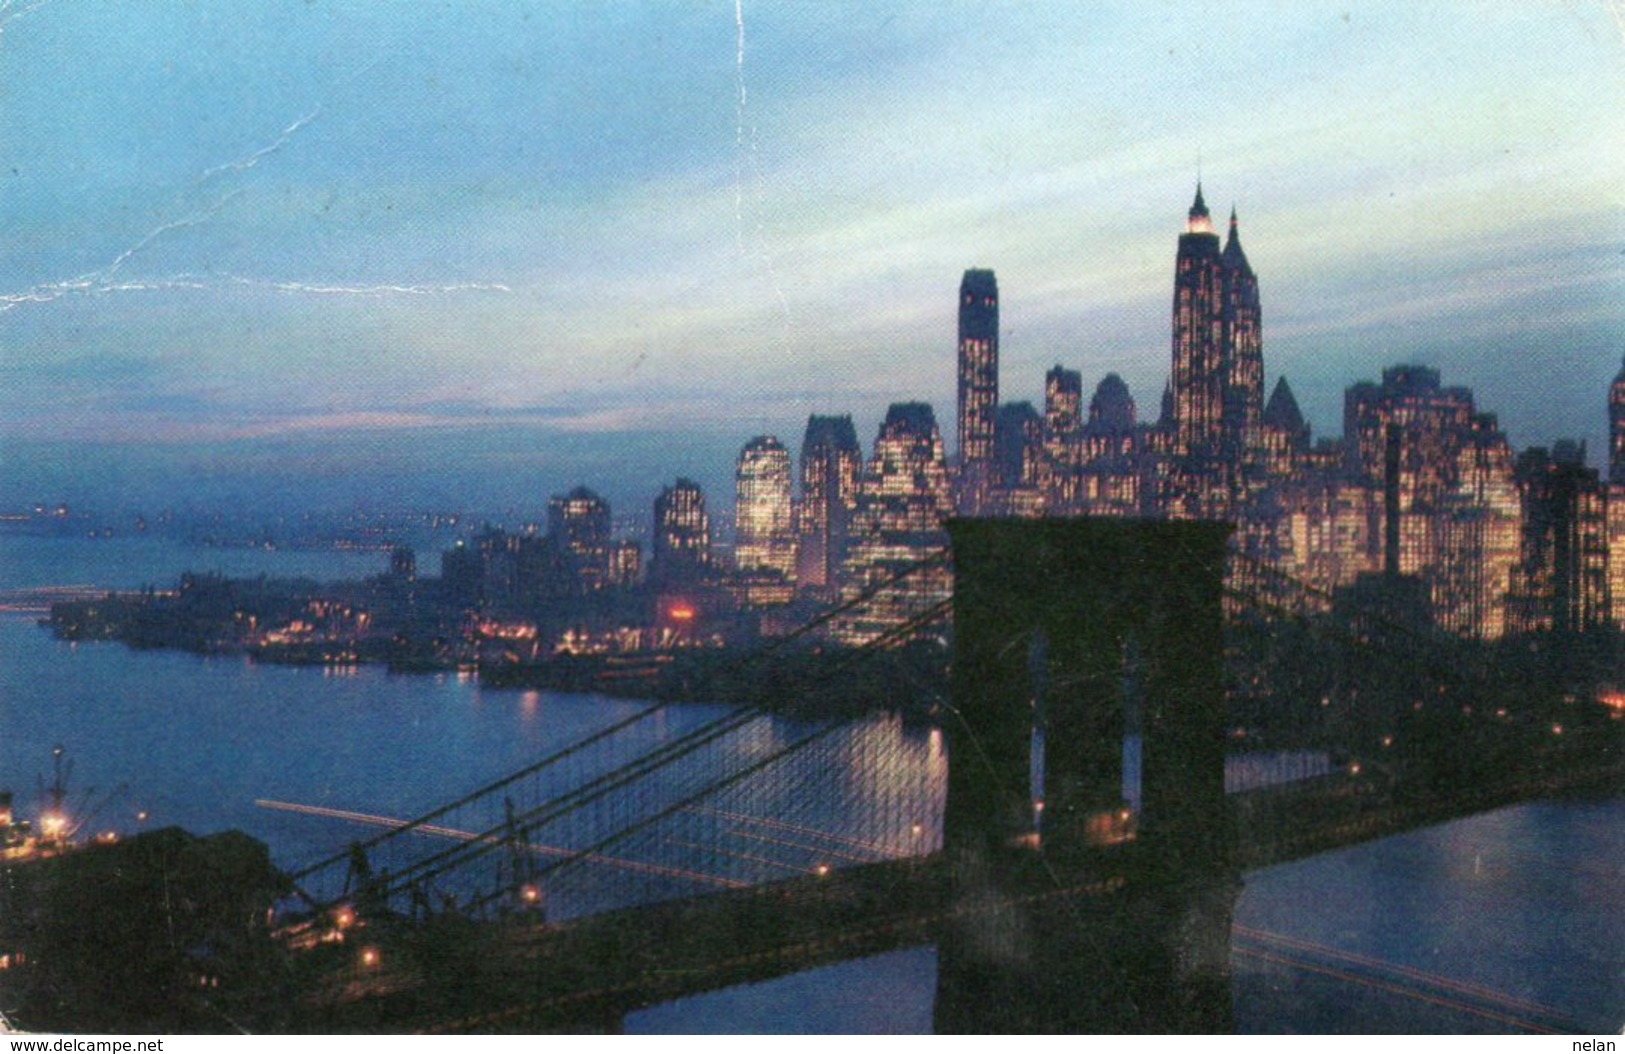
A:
[2,1,1622,513]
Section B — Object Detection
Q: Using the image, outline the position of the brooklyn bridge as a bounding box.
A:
[7,520,1620,1033]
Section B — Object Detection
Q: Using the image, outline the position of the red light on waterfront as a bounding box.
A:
[359,946,380,968]
[333,906,356,930]
[521,884,541,904]
[1551,724,1564,736]
[1598,690,1625,712]
[815,863,831,877]
[669,604,696,622]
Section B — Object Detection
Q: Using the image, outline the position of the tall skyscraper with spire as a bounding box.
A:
[1221,206,1264,464]
[956,268,999,513]
[1168,186,1266,511]
[1171,185,1225,465]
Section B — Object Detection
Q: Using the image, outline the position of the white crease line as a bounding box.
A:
[200,107,324,182]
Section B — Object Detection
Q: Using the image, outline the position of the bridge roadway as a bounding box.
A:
[298,755,1621,1033]
[304,849,1138,1032]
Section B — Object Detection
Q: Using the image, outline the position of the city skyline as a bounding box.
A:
[1,3,1622,516]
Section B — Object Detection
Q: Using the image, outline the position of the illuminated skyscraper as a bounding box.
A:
[547,485,612,593]
[796,414,862,591]
[992,401,1045,516]
[734,435,796,580]
[1600,360,1625,628]
[837,403,954,646]
[1088,373,1137,438]
[956,269,999,512]
[1043,366,1085,513]
[1434,414,1522,639]
[1221,207,1264,465]
[1610,354,1625,484]
[1079,373,1140,517]
[1344,367,1475,555]
[608,539,642,588]
[1607,482,1625,631]
[1167,189,1266,512]
[1045,365,1083,438]
[1170,186,1226,465]
[1341,366,1520,638]
[1260,376,1309,478]
[651,478,712,589]
[1510,442,1610,635]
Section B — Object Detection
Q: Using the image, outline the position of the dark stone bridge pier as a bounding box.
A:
[938,519,1240,1032]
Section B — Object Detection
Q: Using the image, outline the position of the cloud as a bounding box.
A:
[1,2,1621,490]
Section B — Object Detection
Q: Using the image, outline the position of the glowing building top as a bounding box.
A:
[1187,182,1215,235]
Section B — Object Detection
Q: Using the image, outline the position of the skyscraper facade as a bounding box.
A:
[956,269,999,512]
[547,485,612,593]
[1220,207,1264,467]
[1171,186,1226,466]
[1042,365,1083,512]
[992,401,1044,506]
[734,435,797,580]
[1168,188,1265,513]
[836,402,954,646]
[1259,377,1310,478]
[796,414,862,592]
[651,478,712,589]
[1510,443,1610,635]
[1334,367,1521,638]
[1079,373,1141,517]
[1610,355,1625,484]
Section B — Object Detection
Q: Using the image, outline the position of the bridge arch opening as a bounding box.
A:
[944,518,1232,871]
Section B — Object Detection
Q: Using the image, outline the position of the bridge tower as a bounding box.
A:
[938,518,1238,1032]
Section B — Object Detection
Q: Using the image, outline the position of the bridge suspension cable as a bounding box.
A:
[287,551,953,915]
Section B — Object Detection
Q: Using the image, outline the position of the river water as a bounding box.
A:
[0,533,1618,1034]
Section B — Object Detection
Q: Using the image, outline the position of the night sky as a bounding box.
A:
[2,2,1621,515]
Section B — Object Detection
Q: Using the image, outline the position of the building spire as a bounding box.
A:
[1187,182,1213,235]
[1222,204,1251,273]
